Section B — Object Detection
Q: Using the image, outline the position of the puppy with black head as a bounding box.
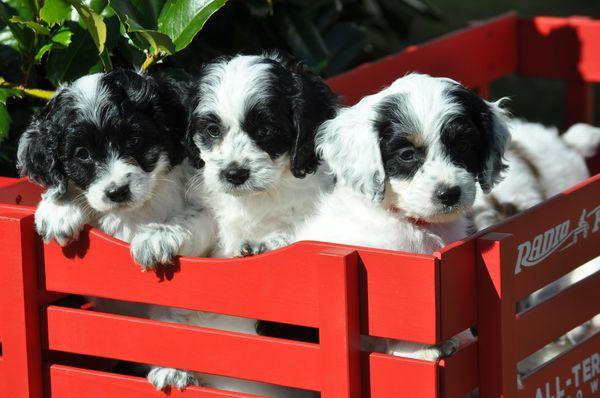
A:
[296,73,510,360]
[18,69,216,270]
[147,52,337,394]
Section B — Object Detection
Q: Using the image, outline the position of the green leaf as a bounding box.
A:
[0,87,22,104]
[0,103,10,142]
[9,17,51,35]
[157,0,228,51]
[90,0,109,14]
[45,24,100,85]
[67,0,106,53]
[131,28,175,54]
[3,0,36,20]
[40,0,72,26]
[34,27,73,63]
[0,3,34,51]
[109,0,166,30]
[117,35,145,67]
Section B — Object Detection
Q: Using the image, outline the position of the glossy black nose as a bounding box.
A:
[105,184,131,203]
[435,185,461,207]
[222,167,250,185]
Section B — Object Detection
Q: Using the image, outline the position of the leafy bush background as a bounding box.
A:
[0,0,437,177]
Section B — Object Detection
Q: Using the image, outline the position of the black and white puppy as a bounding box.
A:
[187,52,338,257]
[147,53,337,393]
[296,73,510,360]
[17,70,216,269]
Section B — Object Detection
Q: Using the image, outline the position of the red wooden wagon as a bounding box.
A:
[0,12,599,398]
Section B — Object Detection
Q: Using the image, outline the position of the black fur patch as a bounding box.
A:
[18,69,189,193]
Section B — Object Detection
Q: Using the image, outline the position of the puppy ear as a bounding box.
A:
[17,94,68,195]
[316,108,386,201]
[280,55,338,178]
[478,99,511,193]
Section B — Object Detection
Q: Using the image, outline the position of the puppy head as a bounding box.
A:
[17,70,188,212]
[318,73,510,223]
[187,52,337,196]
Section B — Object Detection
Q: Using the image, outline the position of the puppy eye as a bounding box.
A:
[206,124,221,138]
[126,136,141,148]
[399,147,416,162]
[74,147,91,161]
[456,139,472,153]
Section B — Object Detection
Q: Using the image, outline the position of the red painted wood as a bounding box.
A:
[483,174,600,299]
[357,249,438,344]
[45,306,320,391]
[326,13,518,105]
[367,353,438,398]
[477,233,518,398]
[0,208,43,397]
[439,341,479,398]
[318,249,361,398]
[518,16,600,82]
[518,332,600,398]
[49,365,265,398]
[516,270,600,359]
[0,177,42,208]
[43,233,439,343]
[566,80,595,125]
[436,242,477,341]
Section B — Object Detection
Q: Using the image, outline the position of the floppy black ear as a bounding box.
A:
[446,82,510,193]
[279,55,338,178]
[17,94,68,196]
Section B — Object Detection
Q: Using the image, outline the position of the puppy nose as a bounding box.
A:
[435,185,461,206]
[105,184,131,203]
[222,167,250,185]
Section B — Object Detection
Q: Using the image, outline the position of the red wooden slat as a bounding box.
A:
[45,306,320,391]
[318,249,361,398]
[367,353,438,398]
[516,271,600,359]
[326,13,518,105]
[439,341,479,398]
[49,365,265,398]
[357,249,439,344]
[0,209,43,398]
[518,16,600,82]
[43,233,440,343]
[518,332,600,398]
[477,233,518,398]
[436,241,478,341]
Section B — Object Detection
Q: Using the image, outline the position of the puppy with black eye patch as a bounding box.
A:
[146,52,337,394]
[295,73,510,360]
[186,52,338,257]
[17,69,216,270]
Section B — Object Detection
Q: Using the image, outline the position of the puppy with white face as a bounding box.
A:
[147,53,337,394]
[187,52,338,257]
[18,70,216,269]
[296,73,510,360]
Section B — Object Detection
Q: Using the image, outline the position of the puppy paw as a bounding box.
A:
[130,224,184,271]
[422,338,459,361]
[239,234,290,257]
[147,367,199,391]
[34,198,87,246]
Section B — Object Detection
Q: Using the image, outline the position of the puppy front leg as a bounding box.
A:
[35,188,95,246]
[130,206,216,270]
[147,366,200,391]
